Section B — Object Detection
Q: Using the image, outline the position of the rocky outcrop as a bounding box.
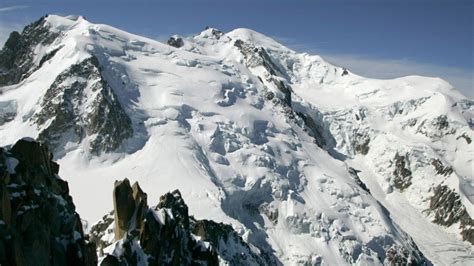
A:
[385,246,421,266]
[0,139,96,266]
[92,180,266,265]
[203,27,225,40]
[191,218,268,265]
[348,167,370,194]
[0,16,60,86]
[0,100,17,125]
[354,132,370,155]
[391,153,412,191]
[457,133,472,144]
[416,115,457,139]
[113,179,147,240]
[341,68,349,76]
[234,39,292,107]
[89,211,114,254]
[234,39,282,76]
[34,56,133,155]
[138,190,212,265]
[167,36,184,48]
[295,112,327,148]
[430,159,453,176]
[429,185,473,244]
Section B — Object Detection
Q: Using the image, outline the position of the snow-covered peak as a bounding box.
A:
[44,14,90,31]
[0,15,472,265]
[228,27,291,52]
[198,26,224,38]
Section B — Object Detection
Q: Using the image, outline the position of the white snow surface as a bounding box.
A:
[0,15,472,265]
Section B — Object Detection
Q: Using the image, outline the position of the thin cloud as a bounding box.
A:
[0,5,29,12]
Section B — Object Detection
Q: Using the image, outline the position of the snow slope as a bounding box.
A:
[0,15,472,265]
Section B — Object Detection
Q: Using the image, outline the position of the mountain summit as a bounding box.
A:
[0,15,472,265]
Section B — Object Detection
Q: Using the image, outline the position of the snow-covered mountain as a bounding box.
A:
[0,15,472,265]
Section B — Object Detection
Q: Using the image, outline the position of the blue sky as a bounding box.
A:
[0,0,472,97]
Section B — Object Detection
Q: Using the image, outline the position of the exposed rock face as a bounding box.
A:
[416,115,457,140]
[295,112,326,148]
[139,190,207,265]
[457,133,472,144]
[429,185,473,244]
[430,159,453,176]
[92,180,266,265]
[0,139,96,266]
[89,211,114,255]
[167,36,184,48]
[391,153,412,191]
[234,38,293,107]
[113,179,147,240]
[34,56,133,155]
[0,16,60,86]
[385,246,421,266]
[234,39,282,75]
[113,179,137,240]
[348,167,370,194]
[203,27,225,40]
[0,100,17,125]
[259,202,279,224]
[341,68,349,76]
[354,131,370,155]
[191,219,267,264]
